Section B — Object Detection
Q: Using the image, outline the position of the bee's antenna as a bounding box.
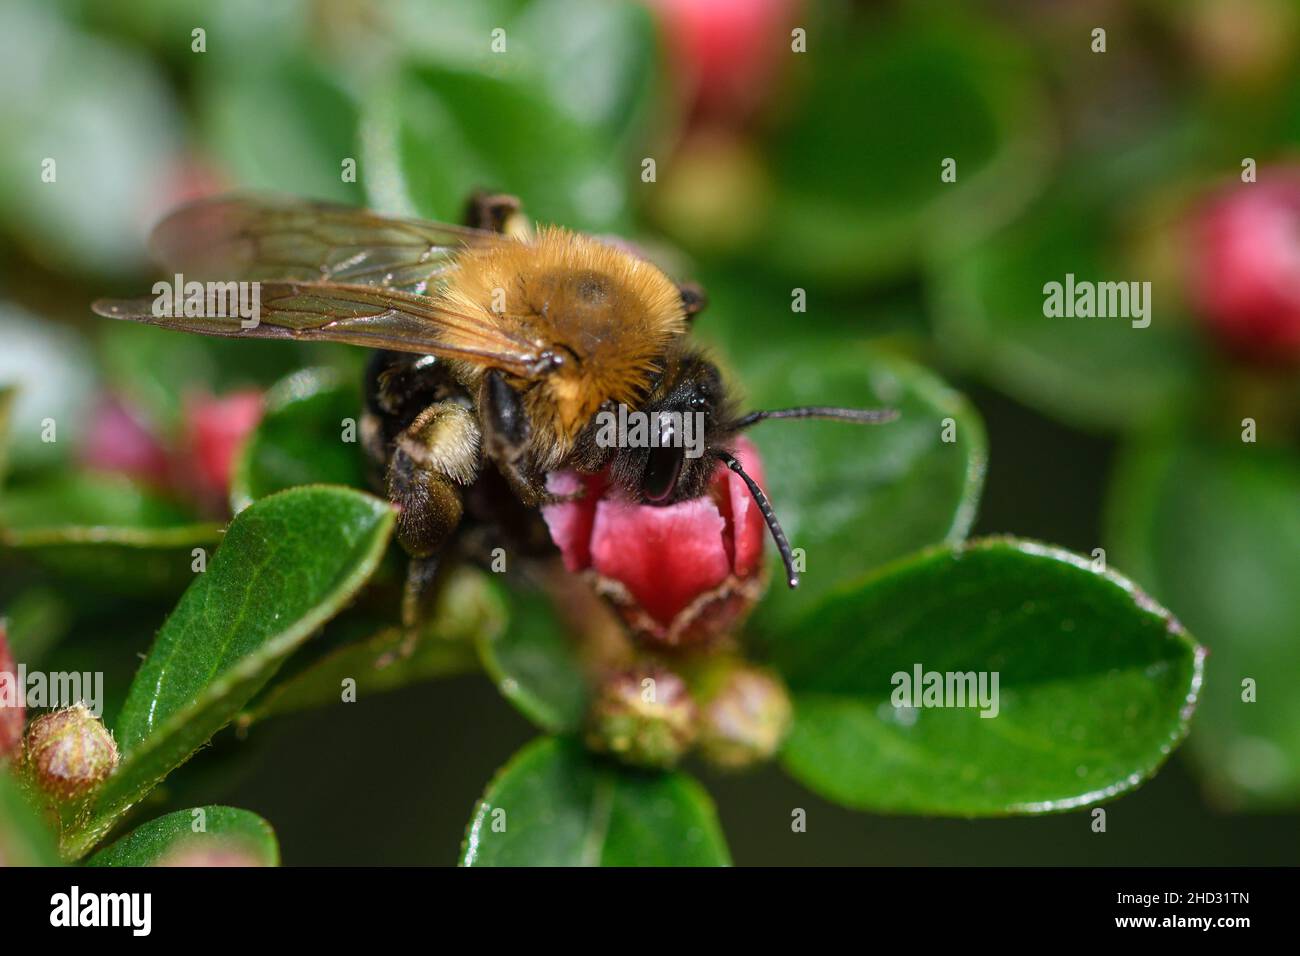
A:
[717,449,800,589]
[733,406,899,430]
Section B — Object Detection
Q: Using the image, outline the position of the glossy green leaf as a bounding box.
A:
[476,586,588,734]
[461,737,730,866]
[1108,435,1300,808]
[776,538,1204,815]
[243,566,501,725]
[88,805,279,867]
[61,486,394,859]
[0,772,62,867]
[0,474,222,596]
[231,367,367,512]
[730,342,986,635]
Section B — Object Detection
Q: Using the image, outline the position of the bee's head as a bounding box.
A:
[580,346,897,589]
[598,349,730,506]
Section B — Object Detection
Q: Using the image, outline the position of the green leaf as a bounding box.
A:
[731,343,986,635]
[242,566,501,725]
[362,63,627,230]
[195,54,362,203]
[0,772,62,867]
[476,586,589,733]
[1108,435,1300,808]
[61,486,394,859]
[0,474,222,596]
[87,806,279,867]
[384,0,659,149]
[0,587,73,665]
[510,0,659,151]
[231,367,367,512]
[461,737,730,866]
[776,538,1204,815]
[362,0,655,230]
[930,148,1204,432]
[759,8,1047,283]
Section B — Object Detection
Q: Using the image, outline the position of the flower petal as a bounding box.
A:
[590,494,732,627]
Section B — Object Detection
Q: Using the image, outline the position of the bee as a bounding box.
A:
[94,193,896,622]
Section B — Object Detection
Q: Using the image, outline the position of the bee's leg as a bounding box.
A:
[400,555,442,639]
[478,368,550,506]
[386,401,481,628]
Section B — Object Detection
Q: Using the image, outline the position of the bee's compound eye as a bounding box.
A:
[642,445,684,503]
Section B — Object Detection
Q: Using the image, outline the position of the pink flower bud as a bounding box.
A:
[1189,169,1300,364]
[22,704,118,801]
[696,664,792,770]
[586,667,698,769]
[543,437,770,647]
[649,0,803,124]
[0,624,23,761]
[183,389,263,501]
[78,395,173,487]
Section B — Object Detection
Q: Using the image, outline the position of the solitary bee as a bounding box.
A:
[94,194,895,621]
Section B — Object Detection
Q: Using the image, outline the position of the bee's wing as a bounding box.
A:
[148,195,507,294]
[92,281,543,377]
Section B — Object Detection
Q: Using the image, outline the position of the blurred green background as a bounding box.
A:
[1,0,1298,863]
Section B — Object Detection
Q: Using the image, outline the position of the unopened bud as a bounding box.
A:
[23,704,118,800]
[696,665,792,770]
[0,624,23,760]
[586,668,697,769]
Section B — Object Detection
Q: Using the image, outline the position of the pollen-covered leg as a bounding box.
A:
[386,401,481,629]
[386,401,481,558]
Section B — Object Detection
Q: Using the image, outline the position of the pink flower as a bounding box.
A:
[183,390,264,502]
[0,624,22,760]
[78,396,173,487]
[543,436,769,647]
[1189,169,1300,364]
[649,0,803,125]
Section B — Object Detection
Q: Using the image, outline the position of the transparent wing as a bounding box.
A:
[93,281,543,376]
[149,195,508,295]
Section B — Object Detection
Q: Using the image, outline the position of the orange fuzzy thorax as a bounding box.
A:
[438,226,687,458]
